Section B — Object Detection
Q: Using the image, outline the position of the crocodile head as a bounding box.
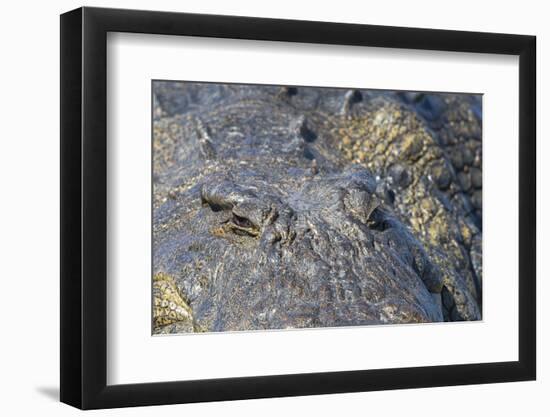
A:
[151,83,482,333]
[154,161,444,332]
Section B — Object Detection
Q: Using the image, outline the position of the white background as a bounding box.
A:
[108,34,518,384]
[0,0,546,416]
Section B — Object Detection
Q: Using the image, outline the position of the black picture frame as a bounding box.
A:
[60,6,536,410]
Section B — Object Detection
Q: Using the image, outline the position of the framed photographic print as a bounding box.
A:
[60,6,536,409]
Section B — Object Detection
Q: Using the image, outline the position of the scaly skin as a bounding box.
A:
[152,82,482,333]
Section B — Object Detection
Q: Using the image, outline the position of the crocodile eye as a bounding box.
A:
[367,207,390,231]
[229,213,259,237]
[232,214,253,229]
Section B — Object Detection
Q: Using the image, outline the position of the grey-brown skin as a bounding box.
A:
[152,82,482,333]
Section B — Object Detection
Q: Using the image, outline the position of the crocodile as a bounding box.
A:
[152,81,482,334]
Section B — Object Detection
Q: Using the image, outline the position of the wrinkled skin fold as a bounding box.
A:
[152,82,482,334]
